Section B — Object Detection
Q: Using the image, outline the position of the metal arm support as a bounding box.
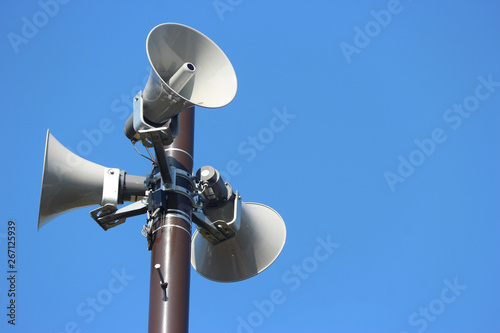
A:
[139,127,174,185]
[130,91,180,186]
[191,192,242,245]
[191,211,230,244]
[90,199,148,231]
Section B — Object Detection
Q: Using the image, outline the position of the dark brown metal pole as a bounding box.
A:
[148,107,195,333]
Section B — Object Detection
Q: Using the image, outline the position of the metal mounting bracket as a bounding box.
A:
[191,192,242,245]
[101,168,120,207]
[138,127,174,185]
[90,198,148,231]
[132,91,179,147]
[162,168,197,204]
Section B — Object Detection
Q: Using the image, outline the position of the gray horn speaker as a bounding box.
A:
[124,23,238,139]
[191,202,286,282]
[38,130,145,230]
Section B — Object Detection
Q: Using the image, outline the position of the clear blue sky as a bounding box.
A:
[1,1,499,332]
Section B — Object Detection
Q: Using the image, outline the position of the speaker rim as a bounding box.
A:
[146,22,238,109]
[37,130,107,230]
[37,129,51,231]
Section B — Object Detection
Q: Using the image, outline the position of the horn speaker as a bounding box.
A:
[37,131,147,230]
[124,23,238,139]
[191,202,286,283]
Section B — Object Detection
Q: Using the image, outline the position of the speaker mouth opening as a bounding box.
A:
[146,23,237,109]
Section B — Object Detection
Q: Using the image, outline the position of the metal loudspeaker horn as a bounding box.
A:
[38,130,145,230]
[191,166,286,283]
[124,23,238,141]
